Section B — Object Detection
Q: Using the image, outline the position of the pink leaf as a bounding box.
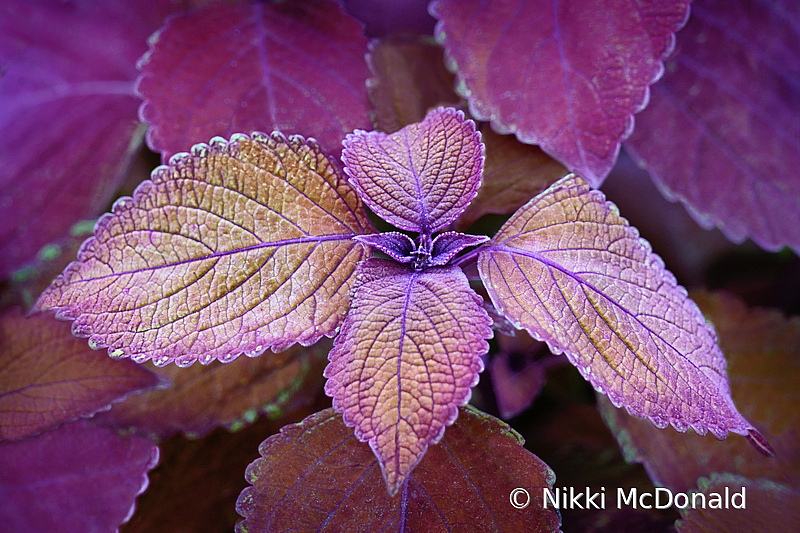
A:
[430,0,691,186]
[0,419,158,533]
[35,133,372,366]
[324,259,492,494]
[342,107,484,234]
[625,0,800,252]
[0,309,164,441]
[0,0,175,278]
[137,0,372,161]
[478,174,770,449]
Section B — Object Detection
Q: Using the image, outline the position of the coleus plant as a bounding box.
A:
[3,0,798,531]
[34,105,772,497]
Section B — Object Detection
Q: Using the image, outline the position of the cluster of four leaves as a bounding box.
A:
[36,107,771,497]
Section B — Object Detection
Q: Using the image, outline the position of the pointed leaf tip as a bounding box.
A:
[35,133,371,366]
[747,429,775,458]
[324,259,492,494]
[342,107,484,235]
[479,174,759,443]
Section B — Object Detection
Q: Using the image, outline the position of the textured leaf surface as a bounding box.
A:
[625,0,800,252]
[431,0,691,185]
[137,0,372,161]
[456,127,568,230]
[366,36,460,134]
[478,174,766,446]
[599,291,800,493]
[0,419,158,533]
[0,0,173,278]
[236,406,560,533]
[343,107,484,234]
[429,232,489,266]
[0,309,164,441]
[675,475,800,533]
[35,133,371,366]
[354,232,416,263]
[324,259,492,494]
[99,341,328,440]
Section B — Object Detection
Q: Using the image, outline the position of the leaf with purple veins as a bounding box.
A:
[324,258,492,494]
[35,133,372,367]
[430,0,691,186]
[342,106,484,235]
[478,174,771,451]
[428,231,488,266]
[136,0,372,161]
[354,232,416,263]
[0,309,165,441]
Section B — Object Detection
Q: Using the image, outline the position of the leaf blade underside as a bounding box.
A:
[478,174,766,447]
[342,106,484,234]
[324,259,492,495]
[35,133,372,367]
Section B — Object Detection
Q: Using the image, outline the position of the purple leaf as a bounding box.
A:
[489,331,549,420]
[35,133,372,367]
[324,258,492,494]
[342,106,484,234]
[137,0,372,162]
[0,309,164,441]
[366,36,460,134]
[428,231,489,266]
[625,0,800,252]
[0,419,158,533]
[430,0,691,186]
[478,174,770,449]
[0,0,174,278]
[237,407,560,532]
[354,232,416,263]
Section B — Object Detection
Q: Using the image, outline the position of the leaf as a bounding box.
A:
[455,127,568,230]
[35,133,372,366]
[478,174,769,449]
[0,309,164,441]
[675,475,800,532]
[236,406,560,533]
[354,232,416,263]
[428,231,489,266]
[324,259,492,494]
[625,0,800,252]
[489,331,549,420]
[599,291,800,493]
[430,0,691,186]
[0,0,176,278]
[366,36,460,133]
[137,0,372,162]
[0,419,158,533]
[342,106,484,235]
[98,341,329,440]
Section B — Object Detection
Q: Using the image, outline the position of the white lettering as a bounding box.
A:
[618,488,636,509]
[655,487,672,509]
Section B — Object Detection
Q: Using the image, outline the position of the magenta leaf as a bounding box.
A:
[625,0,800,252]
[354,232,416,263]
[430,0,691,186]
[428,231,489,266]
[35,133,372,367]
[342,106,484,234]
[137,0,372,162]
[236,407,560,532]
[324,258,492,494]
[0,0,175,278]
[0,309,164,441]
[0,419,158,533]
[478,174,770,450]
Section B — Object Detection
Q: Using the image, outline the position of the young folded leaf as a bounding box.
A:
[478,174,772,453]
[324,259,492,495]
[35,133,372,367]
